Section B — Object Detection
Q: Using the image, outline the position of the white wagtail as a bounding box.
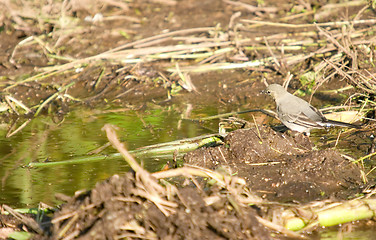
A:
[265,84,361,135]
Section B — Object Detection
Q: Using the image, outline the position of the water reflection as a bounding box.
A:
[0,105,217,208]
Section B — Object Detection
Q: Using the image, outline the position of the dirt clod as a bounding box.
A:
[50,173,270,240]
[184,126,363,202]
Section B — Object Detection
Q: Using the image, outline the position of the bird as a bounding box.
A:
[265,84,360,135]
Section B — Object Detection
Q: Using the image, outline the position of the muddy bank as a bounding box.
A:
[185,126,364,202]
[48,173,270,240]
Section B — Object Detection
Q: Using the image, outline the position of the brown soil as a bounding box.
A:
[184,126,363,203]
[48,173,271,240]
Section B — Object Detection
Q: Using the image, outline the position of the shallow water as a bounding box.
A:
[0,104,219,208]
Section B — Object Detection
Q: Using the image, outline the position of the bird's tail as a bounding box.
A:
[321,119,361,129]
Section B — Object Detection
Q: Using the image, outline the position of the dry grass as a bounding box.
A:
[1,0,375,93]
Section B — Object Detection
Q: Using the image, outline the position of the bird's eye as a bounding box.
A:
[266,90,271,94]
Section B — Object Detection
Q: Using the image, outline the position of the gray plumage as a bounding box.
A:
[266,84,360,134]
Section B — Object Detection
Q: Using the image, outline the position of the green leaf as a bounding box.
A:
[8,231,32,240]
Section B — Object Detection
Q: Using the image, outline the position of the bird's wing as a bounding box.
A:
[308,105,327,120]
[277,102,323,128]
[276,95,326,129]
[282,111,323,128]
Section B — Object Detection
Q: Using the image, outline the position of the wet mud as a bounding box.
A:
[184,126,364,203]
[48,173,271,240]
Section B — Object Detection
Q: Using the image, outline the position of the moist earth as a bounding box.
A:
[184,126,364,203]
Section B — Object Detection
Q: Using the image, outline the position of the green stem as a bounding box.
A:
[26,134,221,168]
